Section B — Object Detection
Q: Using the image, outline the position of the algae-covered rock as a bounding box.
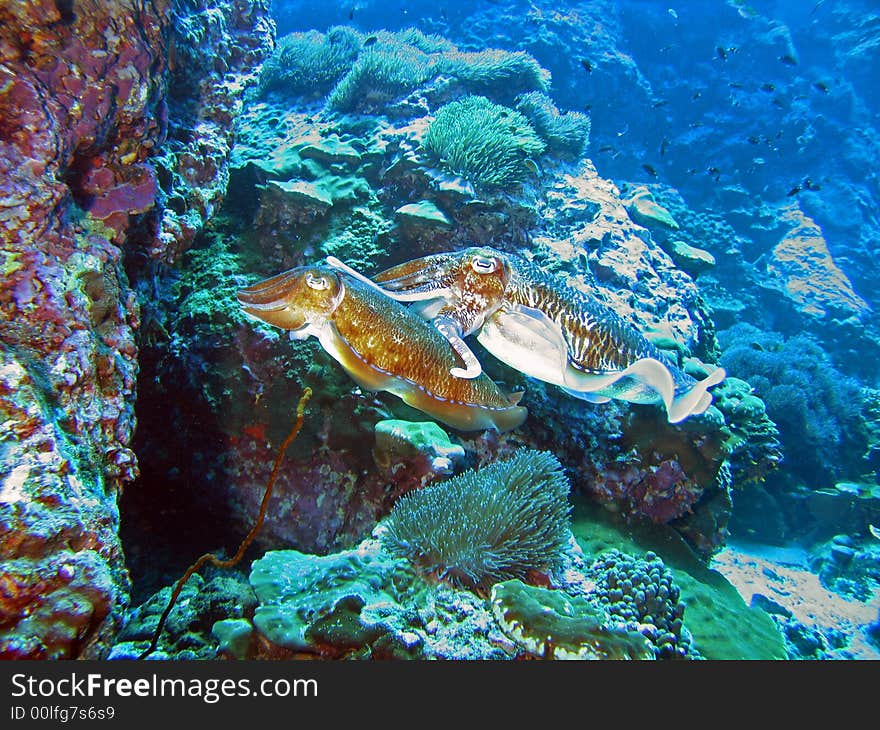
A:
[108,572,257,660]
[625,187,680,230]
[394,200,453,228]
[373,419,465,475]
[667,240,716,275]
[211,618,254,660]
[490,579,654,659]
[249,546,418,653]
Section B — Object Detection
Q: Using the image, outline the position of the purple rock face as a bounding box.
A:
[0,0,273,658]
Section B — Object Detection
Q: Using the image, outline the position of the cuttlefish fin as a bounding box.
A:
[325,256,450,303]
[477,305,572,387]
[666,366,726,423]
[561,389,612,404]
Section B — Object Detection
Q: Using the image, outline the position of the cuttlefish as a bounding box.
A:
[236,264,527,432]
[326,248,725,424]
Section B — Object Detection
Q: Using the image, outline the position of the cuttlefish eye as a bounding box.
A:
[306,273,331,290]
[471,255,499,274]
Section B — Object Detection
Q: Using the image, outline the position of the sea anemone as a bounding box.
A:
[422,95,545,188]
[380,450,571,589]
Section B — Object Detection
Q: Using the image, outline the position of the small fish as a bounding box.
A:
[668,8,678,20]
[729,81,745,89]
[642,163,658,178]
[363,35,378,47]
[803,177,821,191]
[787,184,802,196]
[348,7,354,20]
[772,97,785,109]
[747,135,760,144]
[779,54,797,66]
[659,45,674,53]
[689,121,705,128]
[707,166,721,175]
[692,90,702,100]
[581,58,593,74]
[716,46,728,61]
[652,99,669,108]
[870,525,880,541]
[598,144,615,154]
[660,137,669,156]
[523,158,542,175]
[760,83,776,93]
[813,81,830,94]
[616,123,629,137]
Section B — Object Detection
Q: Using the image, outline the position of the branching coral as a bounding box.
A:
[515,92,591,159]
[719,323,867,487]
[258,26,363,98]
[422,95,545,188]
[380,450,571,590]
[586,549,698,659]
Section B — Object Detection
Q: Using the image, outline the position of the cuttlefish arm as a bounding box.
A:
[325,255,483,379]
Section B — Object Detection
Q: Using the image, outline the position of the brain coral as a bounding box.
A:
[422,95,545,188]
[381,450,571,589]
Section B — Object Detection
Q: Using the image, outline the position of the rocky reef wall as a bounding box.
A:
[0,0,273,657]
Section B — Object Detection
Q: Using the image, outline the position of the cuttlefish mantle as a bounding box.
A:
[237,264,526,432]
[329,248,725,424]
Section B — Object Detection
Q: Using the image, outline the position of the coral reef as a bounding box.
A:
[148,0,274,262]
[809,535,880,603]
[381,451,571,589]
[422,96,545,188]
[710,377,783,487]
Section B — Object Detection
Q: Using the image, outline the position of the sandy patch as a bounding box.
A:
[712,545,880,660]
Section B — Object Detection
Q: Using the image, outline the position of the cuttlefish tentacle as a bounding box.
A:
[237,264,527,432]
[362,247,725,423]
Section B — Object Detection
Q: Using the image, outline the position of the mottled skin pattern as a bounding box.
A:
[237,265,526,432]
[375,247,674,376]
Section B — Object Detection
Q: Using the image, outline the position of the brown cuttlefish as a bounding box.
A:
[327,248,725,424]
[236,264,527,432]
